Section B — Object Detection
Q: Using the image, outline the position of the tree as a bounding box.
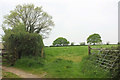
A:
[71,42,74,46]
[87,33,102,45]
[118,42,120,45]
[106,41,110,45]
[53,37,69,46]
[3,4,54,38]
[80,42,85,46]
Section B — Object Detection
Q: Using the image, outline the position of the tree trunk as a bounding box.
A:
[18,52,21,59]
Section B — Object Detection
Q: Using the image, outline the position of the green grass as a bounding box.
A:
[79,55,111,78]
[2,70,20,78]
[91,44,118,48]
[13,45,117,78]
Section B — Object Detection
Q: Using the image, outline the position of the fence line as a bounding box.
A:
[0,49,7,63]
[88,45,120,77]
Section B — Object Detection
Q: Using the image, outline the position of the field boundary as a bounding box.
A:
[88,45,120,77]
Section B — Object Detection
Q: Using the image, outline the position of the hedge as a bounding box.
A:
[2,24,44,65]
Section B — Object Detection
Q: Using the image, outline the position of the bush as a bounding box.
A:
[2,24,44,65]
[106,42,110,45]
[71,42,74,46]
[80,42,85,46]
[118,42,120,45]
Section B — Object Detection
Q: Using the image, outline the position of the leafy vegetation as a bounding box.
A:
[71,42,74,46]
[1,3,118,79]
[13,45,116,78]
[106,41,110,45]
[2,23,44,66]
[52,37,70,46]
[2,70,20,78]
[3,4,54,38]
[87,33,102,45]
[79,55,111,78]
[80,42,85,45]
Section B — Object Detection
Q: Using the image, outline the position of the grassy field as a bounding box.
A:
[13,45,117,78]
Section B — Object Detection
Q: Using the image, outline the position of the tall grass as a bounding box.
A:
[14,56,45,71]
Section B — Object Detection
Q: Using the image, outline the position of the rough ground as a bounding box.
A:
[2,66,46,78]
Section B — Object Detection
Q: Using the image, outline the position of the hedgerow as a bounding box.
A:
[2,24,44,66]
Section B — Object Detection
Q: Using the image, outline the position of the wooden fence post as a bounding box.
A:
[41,48,44,57]
[88,45,91,55]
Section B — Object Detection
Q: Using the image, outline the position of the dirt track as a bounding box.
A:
[2,66,46,78]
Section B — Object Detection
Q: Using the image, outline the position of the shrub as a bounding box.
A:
[106,42,110,45]
[118,42,120,45]
[71,42,74,46]
[2,24,44,65]
[80,42,85,46]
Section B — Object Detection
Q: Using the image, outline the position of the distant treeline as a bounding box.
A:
[45,44,118,47]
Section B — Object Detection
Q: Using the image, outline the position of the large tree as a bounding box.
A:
[53,37,69,46]
[87,33,102,45]
[3,4,54,38]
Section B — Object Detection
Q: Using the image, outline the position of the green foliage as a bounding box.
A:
[118,42,120,45]
[53,37,69,46]
[71,42,74,46]
[2,70,20,78]
[106,41,110,45]
[14,56,45,70]
[80,42,85,46]
[3,4,54,38]
[14,46,88,78]
[87,33,102,45]
[79,55,111,78]
[2,24,44,65]
[14,45,116,78]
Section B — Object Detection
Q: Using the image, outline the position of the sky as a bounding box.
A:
[0,0,119,46]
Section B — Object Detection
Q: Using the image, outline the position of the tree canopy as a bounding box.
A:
[87,33,102,45]
[3,4,54,38]
[53,37,69,46]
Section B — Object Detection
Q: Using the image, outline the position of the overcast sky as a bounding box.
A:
[0,0,119,46]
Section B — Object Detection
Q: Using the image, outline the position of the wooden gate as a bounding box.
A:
[88,45,120,77]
